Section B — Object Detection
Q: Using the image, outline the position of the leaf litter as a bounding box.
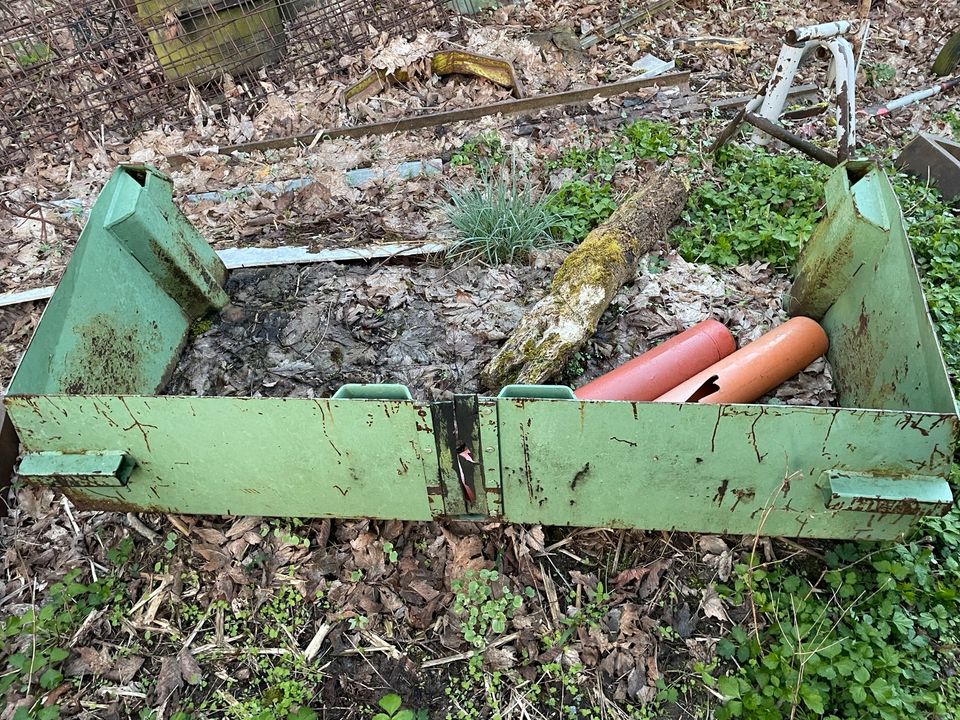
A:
[2,0,956,715]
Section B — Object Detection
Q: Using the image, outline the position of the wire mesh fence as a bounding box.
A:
[0,0,456,170]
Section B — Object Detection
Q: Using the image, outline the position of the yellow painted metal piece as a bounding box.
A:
[431,50,525,97]
[135,0,285,85]
[342,50,523,106]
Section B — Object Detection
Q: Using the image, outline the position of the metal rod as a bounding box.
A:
[785,21,854,44]
[167,71,691,164]
[742,112,839,167]
[863,76,960,117]
[0,242,451,308]
[579,0,677,49]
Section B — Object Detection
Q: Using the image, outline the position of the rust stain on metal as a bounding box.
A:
[713,478,729,505]
[62,315,151,395]
[710,406,722,452]
[730,487,756,512]
[119,397,157,451]
[570,462,591,490]
[63,488,168,514]
[747,408,767,463]
[826,495,947,516]
[520,424,534,503]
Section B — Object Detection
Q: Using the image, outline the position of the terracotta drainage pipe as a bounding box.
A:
[575,319,737,401]
[654,316,829,404]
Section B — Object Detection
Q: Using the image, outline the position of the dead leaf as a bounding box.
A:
[442,528,489,579]
[698,535,729,556]
[153,655,182,703]
[194,527,227,545]
[484,646,516,670]
[226,516,262,538]
[178,649,203,686]
[65,646,112,676]
[700,585,729,623]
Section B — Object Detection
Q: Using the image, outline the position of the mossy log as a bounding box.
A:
[481,169,688,389]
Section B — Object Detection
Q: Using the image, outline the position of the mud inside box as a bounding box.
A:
[165,251,836,405]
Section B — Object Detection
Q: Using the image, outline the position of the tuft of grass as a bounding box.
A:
[444,165,558,264]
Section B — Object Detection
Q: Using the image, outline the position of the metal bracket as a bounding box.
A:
[823,471,953,516]
[497,385,576,400]
[895,133,960,202]
[431,394,494,518]
[711,21,857,164]
[331,384,413,400]
[18,451,136,488]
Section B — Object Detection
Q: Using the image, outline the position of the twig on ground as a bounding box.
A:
[126,513,159,542]
[303,622,333,661]
[166,514,191,536]
[775,536,826,561]
[539,562,561,626]
[420,632,520,668]
[60,497,80,536]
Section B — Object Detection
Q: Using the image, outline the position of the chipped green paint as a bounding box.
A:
[3,162,956,539]
[7,164,226,397]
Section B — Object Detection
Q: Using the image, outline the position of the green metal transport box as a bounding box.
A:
[4,162,957,540]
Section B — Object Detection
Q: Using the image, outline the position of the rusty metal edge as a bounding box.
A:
[0,403,20,517]
[167,71,691,164]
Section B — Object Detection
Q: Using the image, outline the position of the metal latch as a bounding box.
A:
[823,471,953,516]
[431,394,496,518]
[18,451,136,488]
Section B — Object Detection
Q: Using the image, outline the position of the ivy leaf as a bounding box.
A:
[378,694,402,715]
[716,638,736,658]
[892,611,914,637]
[39,667,62,690]
[48,647,69,663]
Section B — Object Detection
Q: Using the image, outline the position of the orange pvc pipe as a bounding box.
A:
[574,319,737,402]
[654,316,829,404]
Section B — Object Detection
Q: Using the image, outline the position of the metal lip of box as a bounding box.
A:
[4,161,957,540]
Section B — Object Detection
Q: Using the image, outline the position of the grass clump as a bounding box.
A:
[444,165,557,264]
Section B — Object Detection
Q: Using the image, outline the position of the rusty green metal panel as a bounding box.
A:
[496,398,955,540]
[7,165,225,397]
[786,163,956,414]
[3,161,957,540]
[6,395,437,520]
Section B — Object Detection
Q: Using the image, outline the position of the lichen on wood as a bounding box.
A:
[480,168,688,389]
